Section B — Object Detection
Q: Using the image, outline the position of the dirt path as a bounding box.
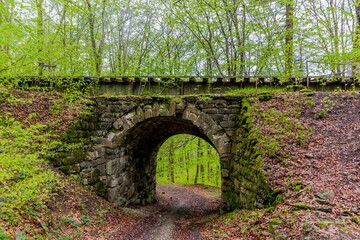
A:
[111,184,221,240]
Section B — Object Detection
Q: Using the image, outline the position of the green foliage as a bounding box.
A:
[0,0,358,79]
[156,134,221,187]
[0,227,10,240]
[0,119,60,226]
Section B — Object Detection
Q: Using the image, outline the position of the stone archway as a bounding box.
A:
[54,95,271,212]
[100,102,233,210]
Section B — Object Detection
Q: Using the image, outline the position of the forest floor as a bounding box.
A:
[1,88,360,239]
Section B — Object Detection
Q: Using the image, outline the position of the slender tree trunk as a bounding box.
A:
[200,164,205,183]
[285,0,294,80]
[353,0,360,76]
[86,0,106,76]
[194,138,201,184]
[186,151,190,183]
[207,162,210,182]
[169,140,175,183]
[36,0,44,75]
[194,165,199,184]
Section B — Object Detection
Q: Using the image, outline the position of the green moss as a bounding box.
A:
[317,221,334,229]
[257,92,272,102]
[269,218,283,233]
[290,182,304,191]
[89,169,100,185]
[351,216,360,224]
[94,181,108,198]
[230,99,272,211]
[268,189,284,207]
[293,203,313,210]
[59,164,80,175]
[73,149,87,163]
[300,89,314,96]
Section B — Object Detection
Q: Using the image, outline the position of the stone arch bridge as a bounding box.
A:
[53,94,271,212]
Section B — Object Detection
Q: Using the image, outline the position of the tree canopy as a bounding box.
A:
[0,0,359,78]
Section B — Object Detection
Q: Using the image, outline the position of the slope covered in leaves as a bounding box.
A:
[201,91,360,239]
[0,87,138,239]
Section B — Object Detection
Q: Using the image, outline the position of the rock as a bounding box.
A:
[314,199,336,206]
[269,218,283,233]
[316,207,332,213]
[317,221,335,229]
[294,203,313,210]
[316,190,335,200]
[305,153,314,159]
[113,118,123,130]
[340,211,351,216]
[351,207,358,214]
[351,216,360,224]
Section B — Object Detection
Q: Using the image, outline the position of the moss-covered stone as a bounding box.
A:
[351,216,360,224]
[317,221,335,229]
[293,203,313,210]
[257,92,272,102]
[268,189,284,207]
[59,164,80,175]
[73,149,87,163]
[89,169,100,185]
[269,218,283,233]
[94,181,108,198]
[231,99,271,210]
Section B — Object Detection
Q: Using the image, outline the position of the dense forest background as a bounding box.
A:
[157,134,221,187]
[1,0,360,79]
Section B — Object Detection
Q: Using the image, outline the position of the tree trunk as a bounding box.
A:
[285,0,294,80]
[86,0,106,76]
[169,140,175,183]
[200,164,205,184]
[186,151,190,183]
[194,138,201,184]
[194,165,199,184]
[353,0,360,76]
[36,0,44,75]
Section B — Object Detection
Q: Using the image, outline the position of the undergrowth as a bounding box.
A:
[247,93,311,159]
[0,85,87,238]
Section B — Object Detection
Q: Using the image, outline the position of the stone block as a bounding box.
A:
[106,159,119,175]
[113,118,123,130]
[218,142,232,154]
[102,139,114,148]
[106,174,122,188]
[220,121,236,128]
[222,169,230,178]
[136,107,145,122]
[79,161,89,170]
[100,122,112,130]
[107,185,121,202]
[152,102,160,116]
[168,102,176,116]
[98,164,106,176]
[211,114,224,122]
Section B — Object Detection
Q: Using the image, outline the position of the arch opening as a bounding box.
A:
[113,116,231,207]
[156,134,221,188]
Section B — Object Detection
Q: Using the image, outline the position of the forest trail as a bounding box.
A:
[112,184,221,240]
